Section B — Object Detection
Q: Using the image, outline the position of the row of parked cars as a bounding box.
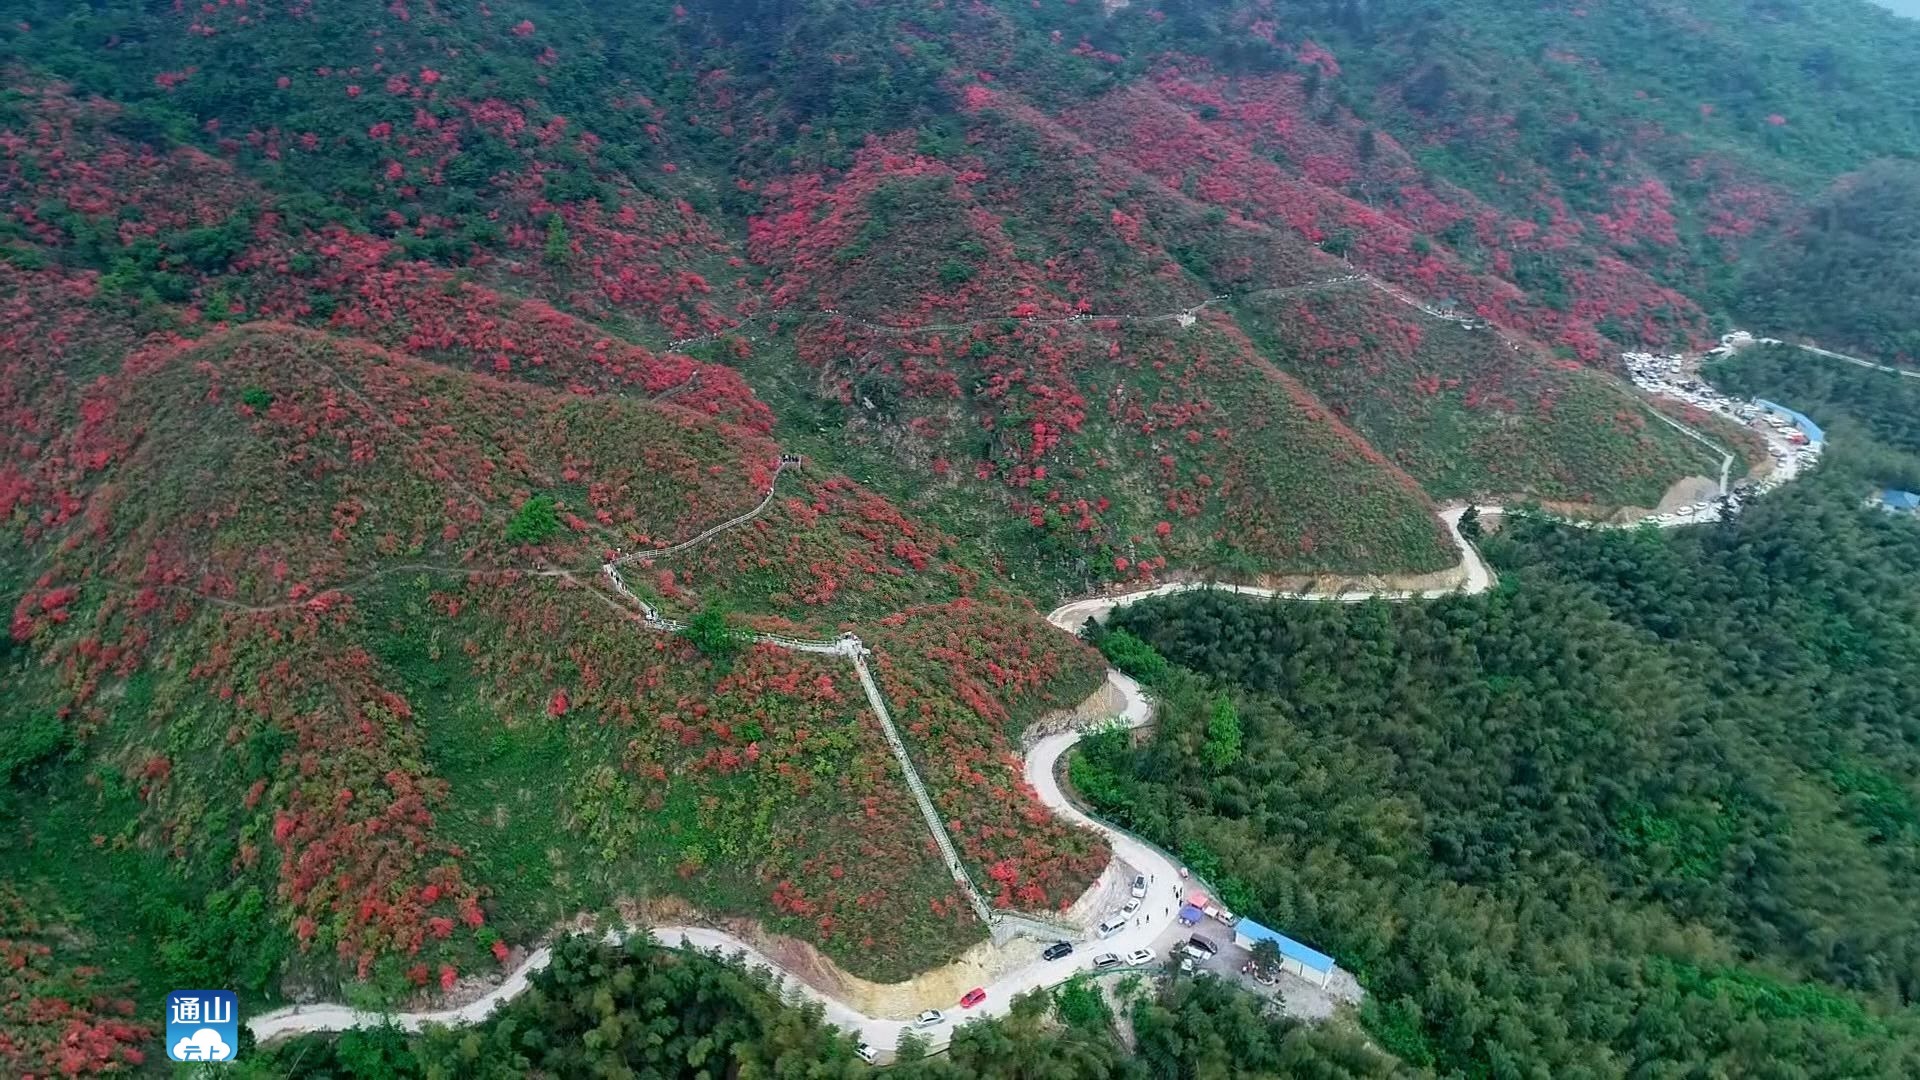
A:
[1094,948,1158,969]
[902,937,1166,1040]
[908,986,988,1032]
[904,980,998,1039]
[1041,938,1158,969]
[862,933,1188,1062]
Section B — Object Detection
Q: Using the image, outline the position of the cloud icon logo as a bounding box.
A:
[171,1027,234,1061]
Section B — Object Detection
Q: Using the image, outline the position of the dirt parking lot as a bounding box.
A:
[1139,908,1358,1022]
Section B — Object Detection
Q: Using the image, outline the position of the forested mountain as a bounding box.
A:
[1736,161,1920,366]
[15,0,1920,585]
[1082,443,1920,1076]
[3,0,1920,1074]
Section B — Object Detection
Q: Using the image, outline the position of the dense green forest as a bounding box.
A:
[1736,161,1920,365]
[1076,446,1920,1076]
[236,934,1392,1079]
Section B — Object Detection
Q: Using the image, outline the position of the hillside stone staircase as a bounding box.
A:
[852,652,1081,943]
[598,453,1078,943]
[850,651,998,928]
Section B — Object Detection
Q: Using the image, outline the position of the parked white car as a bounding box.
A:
[915,1009,945,1028]
[1125,948,1156,966]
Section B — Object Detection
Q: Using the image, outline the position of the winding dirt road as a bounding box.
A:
[251,326,1870,1054]
[246,507,1497,1054]
[249,927,912,1046]
[1048,507,1495,633]
[245,670,1179,1055]
[227,276,1882,1055]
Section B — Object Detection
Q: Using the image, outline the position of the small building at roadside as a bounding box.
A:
[1233,919,1337,989]
[1755,399,1826,446]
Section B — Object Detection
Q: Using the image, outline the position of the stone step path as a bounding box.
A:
[851,651,999,927]
[602,563,862,657]
[601,493,998,928]
[608,456,799,570]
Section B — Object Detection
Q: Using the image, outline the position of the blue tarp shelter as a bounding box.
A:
[1756,399,1826,445]
[1233,919,1336,988]
[1177,904,1205,925]
[1881,490,1920,514]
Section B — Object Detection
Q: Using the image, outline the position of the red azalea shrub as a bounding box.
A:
[0,891,151,1076]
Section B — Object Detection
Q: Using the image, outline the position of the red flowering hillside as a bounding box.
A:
[0,314,1101,1009]
[7,0,1920,1058]
[5,3,1750,595]
[1049,70,1712,361]
[868,600,1111,914]
[742,98,1720,574]
[748,133,1460,577]
[659,474,978,627]
[0,288,775,600]
[0,79,770,432]
[1234,288,1721,504]
[382,575,992,980]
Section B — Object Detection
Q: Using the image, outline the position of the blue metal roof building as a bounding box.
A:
[1233,919,1337,988]
[1880,489,1920,514]
[1755,399,1826,445]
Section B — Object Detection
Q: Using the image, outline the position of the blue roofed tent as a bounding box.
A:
[1882,489,1920,513]
[1178,904,1205,925]
[1233,919,1337,988]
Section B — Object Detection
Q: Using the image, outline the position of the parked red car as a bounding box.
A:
[959,987,987,1009]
